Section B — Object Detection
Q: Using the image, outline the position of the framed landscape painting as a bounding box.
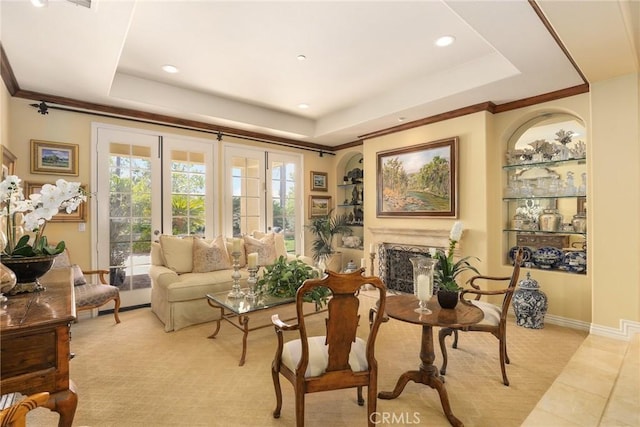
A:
[309,195,331,218]
[310,171,328,191]
[376,137,458,217]
[31,140,79,176]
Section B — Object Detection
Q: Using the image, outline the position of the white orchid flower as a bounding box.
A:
[449,221,463,242]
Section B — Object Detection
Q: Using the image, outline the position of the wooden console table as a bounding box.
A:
[0,268,78,427]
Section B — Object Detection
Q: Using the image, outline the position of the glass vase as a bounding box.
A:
[409,256,436,314]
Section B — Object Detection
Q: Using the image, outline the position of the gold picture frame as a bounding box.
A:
[309,195,331,218]
[310,171,328,191]
[2,146,17,178]
[25,181,86,222]
[377,136,458,218]
[31,140,79,176]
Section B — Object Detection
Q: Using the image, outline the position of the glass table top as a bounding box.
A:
[206,289,295,315]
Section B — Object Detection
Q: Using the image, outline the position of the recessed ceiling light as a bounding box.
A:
[161,64,179,74]
[435,35,456,47]
[297,103,309,109]
[297,54,307,61]
[398,117,406,122]
[30,0,48,7]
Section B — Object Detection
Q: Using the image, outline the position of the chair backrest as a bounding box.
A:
[500,247,524,321]
[294,268,386,375]
[0,392,49,427]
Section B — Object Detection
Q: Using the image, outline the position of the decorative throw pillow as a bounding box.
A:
[71,264,87,286]
[243,233,277,266]
[252,231,287,259]
[150,241,166,266]
[225,238,246,267]
[192,236,232,273]
[159,235,194,273]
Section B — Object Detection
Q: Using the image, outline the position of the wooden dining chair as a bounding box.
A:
[0,392,49,427]
[438,248,524,386]
[270,268,387,427]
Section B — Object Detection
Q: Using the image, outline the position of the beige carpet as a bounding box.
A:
[27,291,587,426]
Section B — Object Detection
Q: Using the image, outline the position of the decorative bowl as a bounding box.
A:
[508,246,533,265]
[532,247,563,269]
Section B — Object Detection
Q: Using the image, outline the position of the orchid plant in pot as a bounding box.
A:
[0,175,86,293]
[429,221,480,308]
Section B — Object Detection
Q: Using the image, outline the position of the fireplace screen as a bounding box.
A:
[379,244,434,294]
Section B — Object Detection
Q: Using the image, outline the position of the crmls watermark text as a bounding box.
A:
[370,412,421,425]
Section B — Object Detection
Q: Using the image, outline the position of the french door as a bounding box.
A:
[223,144,302,253]
[93,124,216,309]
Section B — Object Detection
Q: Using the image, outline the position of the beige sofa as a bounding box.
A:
[150,232,313,332]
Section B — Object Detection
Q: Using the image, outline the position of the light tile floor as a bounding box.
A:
[523,333,640,426]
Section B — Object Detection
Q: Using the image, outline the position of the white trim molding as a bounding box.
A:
[590,319,640,341]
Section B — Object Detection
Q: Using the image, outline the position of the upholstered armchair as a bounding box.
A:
[438,248,523,386]
[53,249,121,324]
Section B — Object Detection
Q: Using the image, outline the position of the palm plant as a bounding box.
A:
[306,209,351,263]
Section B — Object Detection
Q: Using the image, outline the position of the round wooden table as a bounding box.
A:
[378,294,483,427]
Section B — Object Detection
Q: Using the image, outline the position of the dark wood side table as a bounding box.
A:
[378,294,483,427]
[1,268,78,427]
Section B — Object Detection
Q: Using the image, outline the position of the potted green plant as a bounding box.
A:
[256,255,330,308]
[430,221,480,308]
[306,209,351,270]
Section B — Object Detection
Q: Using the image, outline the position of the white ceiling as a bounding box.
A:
[1,0,638,147]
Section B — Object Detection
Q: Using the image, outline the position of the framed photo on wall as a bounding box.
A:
[31,140,79,176]
[310,171,328,191]
[309,195,331,218]
[2,146,17,179]
[25,181,86,222]
[376,136,458,218]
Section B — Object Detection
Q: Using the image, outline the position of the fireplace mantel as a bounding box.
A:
[368,226,450,248]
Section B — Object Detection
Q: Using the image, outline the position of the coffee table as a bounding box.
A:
[206,290,324,366]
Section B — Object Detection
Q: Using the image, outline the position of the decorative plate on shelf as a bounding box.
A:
[508,246,533,265]
[561,250,587,273]
[532,246,564,269]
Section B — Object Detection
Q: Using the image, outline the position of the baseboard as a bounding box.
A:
[544,313,591,331]
[590,319,640,341]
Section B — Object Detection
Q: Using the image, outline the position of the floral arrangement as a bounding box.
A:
[429,221,480,292]
[0,175,86,257]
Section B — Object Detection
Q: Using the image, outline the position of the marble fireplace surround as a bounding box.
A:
[369,227,457,293]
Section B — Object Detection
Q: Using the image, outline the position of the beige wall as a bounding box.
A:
[6,96,333,271]
[5,70,640,334]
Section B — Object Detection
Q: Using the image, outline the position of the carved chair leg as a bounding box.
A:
[357,386,364,406]
[113,295,121,324]
[499,338,510,386]
[271,363,283,418]
[438,327,455,376]
[295,391,305,427]
[367,382,377,427]
[452,329,459,348]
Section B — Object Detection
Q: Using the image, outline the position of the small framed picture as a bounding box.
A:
[310,171,328,192]
[309,195,331,218]
[25,181,86,222]
[31,140,79,176]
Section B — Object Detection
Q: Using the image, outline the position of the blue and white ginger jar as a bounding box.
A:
[512,272,548,329]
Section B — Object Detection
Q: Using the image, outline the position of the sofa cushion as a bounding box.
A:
[160,235,194,273]
[192,236,231,273]
[243,233,277,266]
[252,231,287,258]
[164,269,249,302]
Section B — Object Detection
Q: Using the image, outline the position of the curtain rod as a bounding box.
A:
[30,101,335,157]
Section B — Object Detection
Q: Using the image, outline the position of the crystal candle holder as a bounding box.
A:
[228,251,245,299]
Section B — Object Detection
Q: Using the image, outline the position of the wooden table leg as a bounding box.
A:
[378,325,463,427]
[43,380,78,427]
